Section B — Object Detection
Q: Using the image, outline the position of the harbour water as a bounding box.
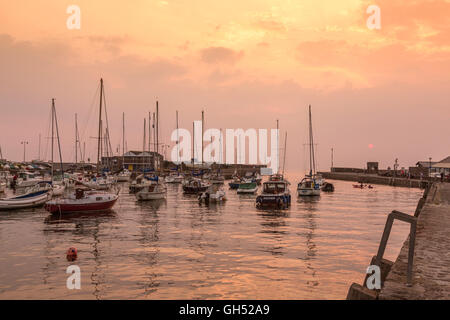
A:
[0,175,423,299]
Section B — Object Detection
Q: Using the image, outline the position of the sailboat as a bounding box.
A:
[298,105,321,197]
[117,112,131,182]
[255,120,291,209]
[136,115,167,201]
[166,111,183,183]
[182,111,211,194]
[45,79,119,214]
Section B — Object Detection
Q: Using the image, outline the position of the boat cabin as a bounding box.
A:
[263,181,288,194]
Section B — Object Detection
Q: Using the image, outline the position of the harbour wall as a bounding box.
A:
[347,182,450,300]
[319,171,430,189]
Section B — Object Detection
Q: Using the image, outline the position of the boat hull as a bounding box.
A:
[44,197,118,214]
[136,191,166,201]
[183,186,209,194]
[256,194,291,209]
[0,193,51,210]
[297,188,321,196]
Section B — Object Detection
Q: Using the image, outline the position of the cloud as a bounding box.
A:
[200,46,244,64]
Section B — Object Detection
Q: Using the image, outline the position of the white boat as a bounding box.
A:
[297,177,321,196]
[52,184,66,196]
[0,181,6,194]
[136,182,167,201]
[199,185,227,203]
[83,176,116,190]
[117,169,131,182]
[182,177,211,194]
[208,173,225,184]
[165,173,183,183]
[0,192,52,210]
[298,105,321,197]
[14,172,43,191]
[129,175,155,193]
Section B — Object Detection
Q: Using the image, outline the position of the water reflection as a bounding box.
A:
[0,178,424,299]
[296,196,319,289]
[43,211,117,299]
[136,201,160,297]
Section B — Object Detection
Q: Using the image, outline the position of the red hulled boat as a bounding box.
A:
[44,188,119,214]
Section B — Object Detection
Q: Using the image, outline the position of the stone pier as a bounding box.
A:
[379,183,450,299]
[347,182,450,300]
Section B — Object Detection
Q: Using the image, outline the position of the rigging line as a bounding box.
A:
[42,105,52,161]
[101,82,113,156]
[79,82,100,145]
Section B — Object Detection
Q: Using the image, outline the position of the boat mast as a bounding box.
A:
[276,119,279,174]
[38,133,41,161]
[201,110,204,167]
[156,100,159,158]
[122,112,125,169]
[143,118,147,155]
[97,78,104,173]
[219,128,222,171]
[176,110,179,164]
[148,111,152,152]
[52,99,64,178]
[282,131,287,177]
[51,99,54,181]
[153,111,156,170]
[309,105,316,176]
[75,113,78,165]
[192,122,195,168]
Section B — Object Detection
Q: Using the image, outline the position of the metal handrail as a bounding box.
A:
[375,210,417,286]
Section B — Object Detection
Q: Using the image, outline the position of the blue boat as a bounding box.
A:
[256,174,291,209]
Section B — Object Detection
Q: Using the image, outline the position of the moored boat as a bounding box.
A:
[297,105,322,198]
[256,176,291,209]
[198,185,227,204]
[182,177,210,194]
[297,176,321,196]
[117,169,131,182]
[0,192,52,211]
[136,182,167,201]
[237,179,258,194]
[44,188,119,214]
[228,177,242,189]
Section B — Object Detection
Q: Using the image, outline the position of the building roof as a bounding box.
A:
[416,161,437,167]
[433,162,450,169]
[437,156,450,164]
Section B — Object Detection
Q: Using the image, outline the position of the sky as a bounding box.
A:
[0,0,449,172]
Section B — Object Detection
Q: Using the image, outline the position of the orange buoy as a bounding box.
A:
[66,247,78,261]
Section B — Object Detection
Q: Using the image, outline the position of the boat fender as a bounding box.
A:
[66,247,78,261]
[277,197,283,209]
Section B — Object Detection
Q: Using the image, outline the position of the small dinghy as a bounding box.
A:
[182,178,210,194]
[165,173,183,183]
[136,182,167,201]
[117,169,132,182]
[0,192,52,210]
[199,185,227,204]
[321,182,335,192]
[44,188,119,214]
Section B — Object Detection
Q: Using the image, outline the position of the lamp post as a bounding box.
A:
[429,157,432,181]
[21,141,29,163]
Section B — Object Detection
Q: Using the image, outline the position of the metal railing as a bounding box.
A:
[375,210,417,286]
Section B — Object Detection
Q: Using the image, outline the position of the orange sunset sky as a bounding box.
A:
[0,0,449,172]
